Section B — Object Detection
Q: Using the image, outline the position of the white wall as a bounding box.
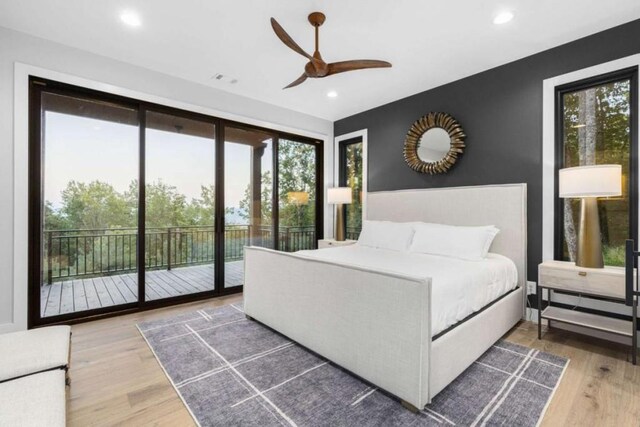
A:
[0,26,333,332]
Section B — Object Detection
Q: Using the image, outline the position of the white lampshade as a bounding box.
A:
[559,165,622,198]
[327,187,352,204]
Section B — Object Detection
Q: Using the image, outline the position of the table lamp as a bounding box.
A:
[327,187,352,241]
[287,191,310,205]
[558,164,622,268]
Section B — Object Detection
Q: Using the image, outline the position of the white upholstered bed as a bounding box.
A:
[243,183,527,410]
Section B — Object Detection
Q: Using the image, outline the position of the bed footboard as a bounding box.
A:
[243,246,432,409]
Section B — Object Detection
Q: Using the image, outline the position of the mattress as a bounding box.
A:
[296,245,518,336]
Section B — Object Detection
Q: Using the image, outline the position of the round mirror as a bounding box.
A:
[417,128,451,163]
[403,112,466,175]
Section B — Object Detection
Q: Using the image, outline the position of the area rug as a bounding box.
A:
[138,303,569,426]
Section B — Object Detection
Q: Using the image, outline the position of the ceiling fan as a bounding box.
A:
[270,12,392,89]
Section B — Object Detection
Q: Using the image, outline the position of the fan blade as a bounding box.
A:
[271,18,314,61]
[327,60,392,76]
[283,73,308,89]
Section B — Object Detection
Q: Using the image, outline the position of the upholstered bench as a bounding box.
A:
[0,325,71,383]
[0,370,66,426]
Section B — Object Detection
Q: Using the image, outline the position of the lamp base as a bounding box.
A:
[576,197,603,268]
[335,203,345,241]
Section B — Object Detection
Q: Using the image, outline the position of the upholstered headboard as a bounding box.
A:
[367,183,527,289]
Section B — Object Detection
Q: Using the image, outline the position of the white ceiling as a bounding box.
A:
[1,1,639,121]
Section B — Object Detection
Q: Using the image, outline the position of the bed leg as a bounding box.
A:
[401,400,420,414]
[245,315,254,321]
[66,330,72,387]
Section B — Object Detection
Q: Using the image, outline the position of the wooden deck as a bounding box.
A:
[41,261,243,317]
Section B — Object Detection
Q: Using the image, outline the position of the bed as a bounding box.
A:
[243,183,527,411]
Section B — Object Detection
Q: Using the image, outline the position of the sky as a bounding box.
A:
[43,112,271,216]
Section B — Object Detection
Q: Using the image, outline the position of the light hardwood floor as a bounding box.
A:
[66,296,640,426]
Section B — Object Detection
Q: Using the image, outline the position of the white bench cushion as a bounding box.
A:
[0,326,71,382]
[0,370,66,427]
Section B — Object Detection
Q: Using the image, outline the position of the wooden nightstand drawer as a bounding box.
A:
[538,261,625,300]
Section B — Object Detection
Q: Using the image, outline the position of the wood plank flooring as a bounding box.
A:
[42,262,243,317]
[65,299,640,426]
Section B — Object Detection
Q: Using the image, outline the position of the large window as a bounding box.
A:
[39,91,139,317]
[555,68,637,266]
[144,110,217,301]
[29,78,323,326]
[224,125,275,288]
[338,137,364,239]
[278,139,320,251]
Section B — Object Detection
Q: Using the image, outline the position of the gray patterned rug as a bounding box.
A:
[138,303,568,426]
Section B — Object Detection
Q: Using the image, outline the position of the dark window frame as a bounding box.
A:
[338,136,364,238]
[28,77,323,327]
[553,67,638,262]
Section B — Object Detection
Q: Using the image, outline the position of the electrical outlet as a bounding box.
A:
[526,281,537,295]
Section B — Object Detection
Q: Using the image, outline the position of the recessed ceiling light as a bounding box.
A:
[493,11,514,25]
[327,90,338,98]
[120,10,142,27]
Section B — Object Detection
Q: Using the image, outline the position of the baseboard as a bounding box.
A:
[0,321,23,334]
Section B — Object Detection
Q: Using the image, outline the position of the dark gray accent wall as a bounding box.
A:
[335,19,640,281]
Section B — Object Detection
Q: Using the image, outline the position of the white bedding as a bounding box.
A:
[296,245,518,336]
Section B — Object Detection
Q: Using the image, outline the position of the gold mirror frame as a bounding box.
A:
[403,112,466,174]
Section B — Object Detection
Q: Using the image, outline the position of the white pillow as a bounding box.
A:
[357,220,415,252]
[409,223,500,261]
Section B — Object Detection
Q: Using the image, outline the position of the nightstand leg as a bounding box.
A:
[633,298,637,365]
[548,289,553,331]
[537,286,542,339]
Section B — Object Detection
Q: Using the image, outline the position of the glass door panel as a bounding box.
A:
[145,110,216,300]
[278,139,318,251]
[40,91,139,318]
[339,139,363,240]
[224,126,274,288]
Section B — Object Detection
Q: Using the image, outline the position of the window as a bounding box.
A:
[224,124,275,288]
[278,139,321,251]
[39,91,140,317]
[555,68,638,266]
[29,78,323,326]
[338,137,364,239]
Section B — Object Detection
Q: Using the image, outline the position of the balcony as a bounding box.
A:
[41,225,316,317]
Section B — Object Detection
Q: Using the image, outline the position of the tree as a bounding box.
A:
[238,171,272,224]
[344,143,363,232]
[277,140,316,227]
[58,180,134,230]
[561,80,631,265]
[44,201,69,230]
[184,184,216,226]
[126,180,186,228]
[237,140,317,229]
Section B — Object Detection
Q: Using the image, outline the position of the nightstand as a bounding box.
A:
[318,239,356,249]
[537,260,637,364]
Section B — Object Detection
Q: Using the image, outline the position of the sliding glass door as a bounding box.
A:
[278,139,320,251]
[36,90,140,318]
[144,110,217,300]
[29,78,323,326]
[223,125,275,288]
